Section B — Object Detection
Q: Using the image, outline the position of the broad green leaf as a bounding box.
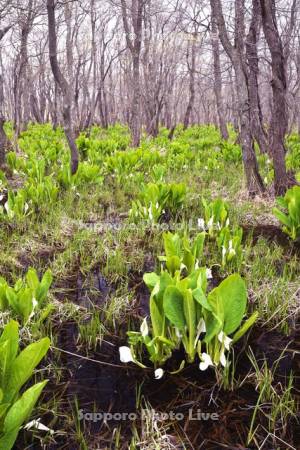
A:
[273,208,291,228]
[166,255,181,275]
[25,268,39,292]
[183,288,196,341]
[209,274,247,335]
[0,321,19,386]
[163,286,186,330]
[163,232,181,258]
[143,272,159,292]
[150,296,164,337]
[193,287,212,311]
[1,381,48,450]
[4,337,50,403]
[192,232,206,260]
[36,269,53,303]
[203,311,222,343]
[232,311,258,343]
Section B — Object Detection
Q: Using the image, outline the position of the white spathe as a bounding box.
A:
[198,318,206,334]
[197,217,205,230]
[199,353,213,371]
[119,346,134,363]
[220,350,227,368]
[140,317,149,337]
[154,368,164,379]
[24,418,54,434]
[218,331,232,351]
[206,268,213,279]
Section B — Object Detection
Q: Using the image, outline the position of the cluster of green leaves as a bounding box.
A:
[286,134,300,175]
[217,226,243,267]
[201,198,229,238]
[273,185,300,241]
[200,198,243,268]
[0,268,53,324]
[130,182,187,224]
[126,232,257,370]
[105,147,162,183]
[0,320,50,450]
[0,190,30,221]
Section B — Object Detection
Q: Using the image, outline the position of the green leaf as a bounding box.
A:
[150,296,164,338]
[193,287,212,311]
[36,269,53,303]
[163,286,186,330]
[163,232,181,258]
[0,381,48,450]
[143,272,159,292]
[4,337,50,403]
[0,321,19,386]
[209,274,247,335]
[232,311,258,343]
[273,208,291,228]
[25,268,39,292]
[166,255,181,275]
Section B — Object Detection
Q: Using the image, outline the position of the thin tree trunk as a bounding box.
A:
[211,16,229,140]
[210,0,264,195]
[183,34,196,130]
[121,0,143,147]
[260,0,293,194]
[46,0,79,175]
[246,0,269,154]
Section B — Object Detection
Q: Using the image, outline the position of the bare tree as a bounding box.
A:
[260,0,296,194]
[210,0,265,195]
[0,20,12,165]
[211,15,228,140]
[46,0,79,174]
[121,0,145,147]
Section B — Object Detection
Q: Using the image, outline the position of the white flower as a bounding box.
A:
[194,318,206,348]
[155,202,159,209]
[222,245,227,258]
[154,368,164,379]
[24,418,54,434]
[199,353,213,371]
[207,216,214,229]
[28,298,38,321]
[225,218,230,227]
[198,318,206,334]
[175,328,182,339]
[140,317,148,337]
[119,346,134,363]
[206,268,213,279]
[197,217,205,230]
[4,201,10,213]
[148,205,153,221]
[218,331,232,351]
[220,350,227,367]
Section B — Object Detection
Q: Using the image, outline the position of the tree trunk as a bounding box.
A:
[210,0,265,195]
[211,17,229,140]
[183,34,196,130]
[46,0,79,175]
[121,0,143,147]
[260,0,293,194]
[0,27,12,164]
[246,0,269,154]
